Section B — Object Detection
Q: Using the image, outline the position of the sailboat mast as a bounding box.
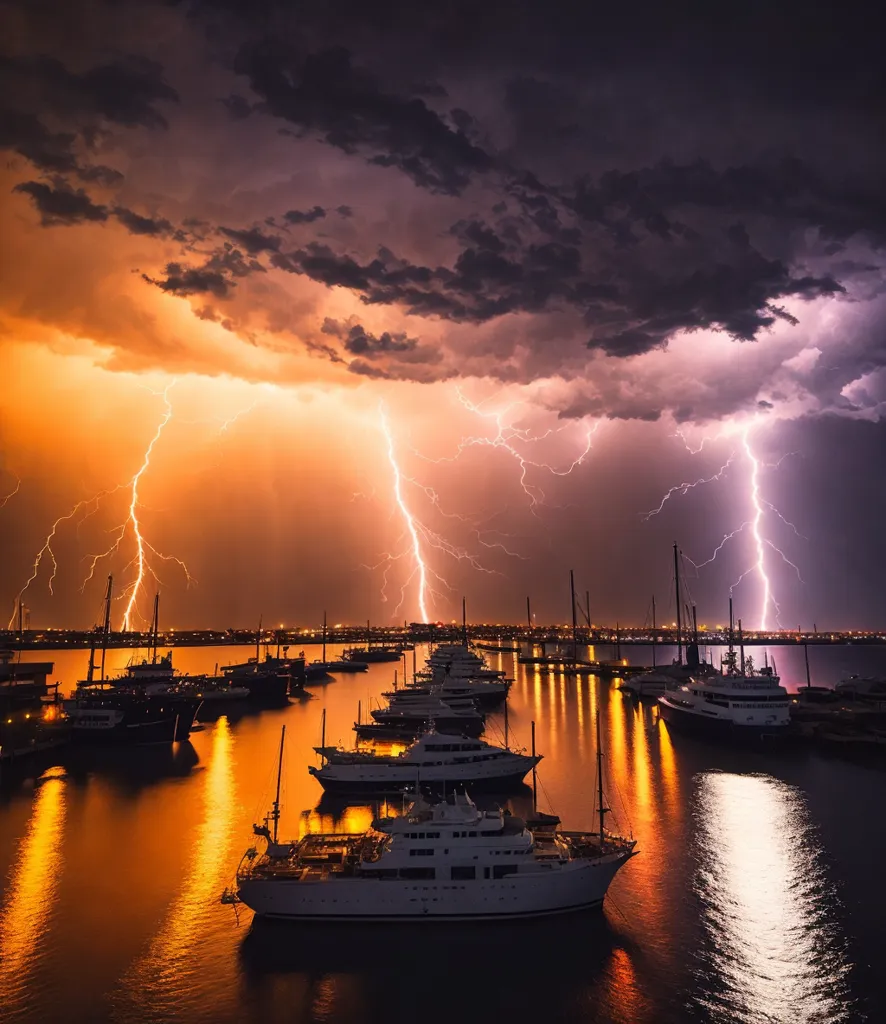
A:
[256,614,262,663]
[322,610,327,664]
[728,597,734,652]
[651,595,657,668]
[738,618,745,675]
[673,543,683,665]
[570,569,577,672]
[100,575,113,682]
[320,707,327,764]
[271,725,285,844]
[526,596,532,632]
[595,704,608,844]
[150,593,159,664]
[531,720,537,812]
[462,596,467,648]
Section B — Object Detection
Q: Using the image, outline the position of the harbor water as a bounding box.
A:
[0,644,884,1023]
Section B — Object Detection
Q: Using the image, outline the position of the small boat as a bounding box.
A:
[369,698,485,738]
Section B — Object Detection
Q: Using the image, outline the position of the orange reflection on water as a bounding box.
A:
[656,721,681,820]
[299,803,376,838]
[604,945,649,1024]
[630,703,652,818]
[114,718,236,1019]
[694,772,852,1023]
[0,767,66,1014]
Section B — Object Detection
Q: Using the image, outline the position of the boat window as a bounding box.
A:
[468,831,477,837]
[451,866,475,880]
[409,848,434,856]
[398,867,435,880]
[492,865,518,879]
[426,832,440,839]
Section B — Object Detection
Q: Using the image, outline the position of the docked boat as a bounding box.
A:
[391,676,509,708]
[0,651,69,761]
[369,697,485,738]
[228,722,635,921]
[309,732,539,796]
[66,685,201,743]
[658,648,790,739]
[343,646,402,664]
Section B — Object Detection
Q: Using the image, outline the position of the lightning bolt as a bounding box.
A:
[652,421,805,630]
[642,453,736,519]
[411,387,598,513]
[80,381,193,630]
[0,475,21,509]
[379,404,430,622]
[7,486,124,627]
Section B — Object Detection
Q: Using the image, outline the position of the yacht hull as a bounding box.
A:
[309,768,533,796]
[658,698,790,740]
[238,854,630,921]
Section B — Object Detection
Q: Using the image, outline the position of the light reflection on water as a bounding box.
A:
[692,771,855,1024]
[0,644,875,1023]
[111,717,236,1021]
[0,766,67,1021]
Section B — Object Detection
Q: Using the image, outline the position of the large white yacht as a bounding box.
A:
[657,649,791,738]
[232,791,635,921]
[308,732,540,795]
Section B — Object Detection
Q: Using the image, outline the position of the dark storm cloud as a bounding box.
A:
[283,206,327,224]
[144,262,232,299]
[0,54,179,130]
[232,43,494,195]
[112,207,175,237]
[13,180,109,226]
[321,317,418,356]
[219,226,282,253]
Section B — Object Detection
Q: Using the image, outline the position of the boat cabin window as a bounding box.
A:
[492,865,518,879]
[398,867,435,880]
[450,866,475,880]
[409,848,434,857]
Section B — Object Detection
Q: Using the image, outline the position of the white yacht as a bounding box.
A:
[308,732,540,796]
[620,659,715,700]
[231,791,635,921]
[657,649,791,738]
[369,696,485,738]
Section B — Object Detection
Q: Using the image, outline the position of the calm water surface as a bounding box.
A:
[1,644,884,1023]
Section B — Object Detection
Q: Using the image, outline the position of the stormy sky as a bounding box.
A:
[2,0,886,630]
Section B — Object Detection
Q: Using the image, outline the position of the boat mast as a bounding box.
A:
[595,704,609,844]
[322,610,327,664]
[271,725,285,844]
[651,595,657,668]
[462,596,468,648]
[504,694,509,751]
[738,618,745,675]
[531,720,537,812]
[100,574,113,682]
[150,592,159,665]
[320,707,327,764]
[526,595,532,633]
[673,543,683,665]
[570,569,577,673]
[255,614,262,664]
[728,596,734,653]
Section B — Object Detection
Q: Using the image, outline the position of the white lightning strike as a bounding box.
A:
[411,387,598,513]
[0,475,21,509]
[7,487,124,627]
[661,422,805,630]
[79,382,194,630]
[642,452,736,520]
[379,404,430,622]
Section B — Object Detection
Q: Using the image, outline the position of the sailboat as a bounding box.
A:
[67,577,202,744]
[305,612,369,680]
[343,619,403,663]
